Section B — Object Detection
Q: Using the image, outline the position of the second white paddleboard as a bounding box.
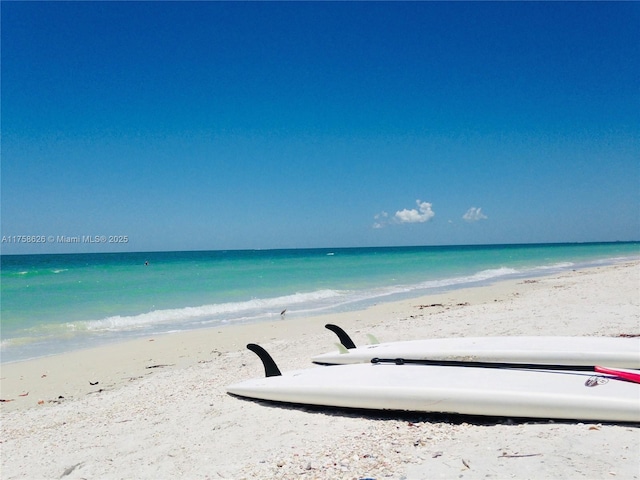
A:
[312,325,640,368]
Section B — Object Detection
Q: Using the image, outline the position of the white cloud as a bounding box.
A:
[394,200,435,224]
[463,207,488,222]
[372,211,388,229]
[373,200,436,228]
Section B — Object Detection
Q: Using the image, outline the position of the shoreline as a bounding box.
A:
[2,248,638,365]
[1,261,639,479]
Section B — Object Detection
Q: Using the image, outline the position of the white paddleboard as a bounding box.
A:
[312,324,640,369]
[228,348,640,422]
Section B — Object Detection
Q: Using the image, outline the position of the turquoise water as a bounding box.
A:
[1,242,638,363]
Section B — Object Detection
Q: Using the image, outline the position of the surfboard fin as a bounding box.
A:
[246,344,282,377]
[366,333,380,345]
[325,324,357,349]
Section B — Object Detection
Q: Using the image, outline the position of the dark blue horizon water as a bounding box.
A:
[1,242,638,363]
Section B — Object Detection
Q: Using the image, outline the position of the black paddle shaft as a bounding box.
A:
[370,357,596,371]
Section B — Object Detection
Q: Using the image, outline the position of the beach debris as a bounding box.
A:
[280,309,287,318]
[0,398,14,403]
[146,364,174,369]
[19,392,29,397]
[59,461,84,478]
[499,452,543,458]
[38,400,44,405]
[89,381,99,386]
[416,304,444,309]
[462,458,471,469]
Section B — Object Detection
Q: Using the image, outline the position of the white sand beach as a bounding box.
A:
[1,262,639,479]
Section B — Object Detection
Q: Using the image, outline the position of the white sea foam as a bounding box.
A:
[411,267,521,291]
[470,267,521,280]
[77,266,537,334]
[530,262,574,271]
[81,289,342,332]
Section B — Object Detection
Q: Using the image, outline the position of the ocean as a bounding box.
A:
[1,242,638,363]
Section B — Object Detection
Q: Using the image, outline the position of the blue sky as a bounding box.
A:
[1,1,638,254]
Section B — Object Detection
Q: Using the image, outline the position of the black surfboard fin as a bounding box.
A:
[246,343,282,377]
[325,324,357,350]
